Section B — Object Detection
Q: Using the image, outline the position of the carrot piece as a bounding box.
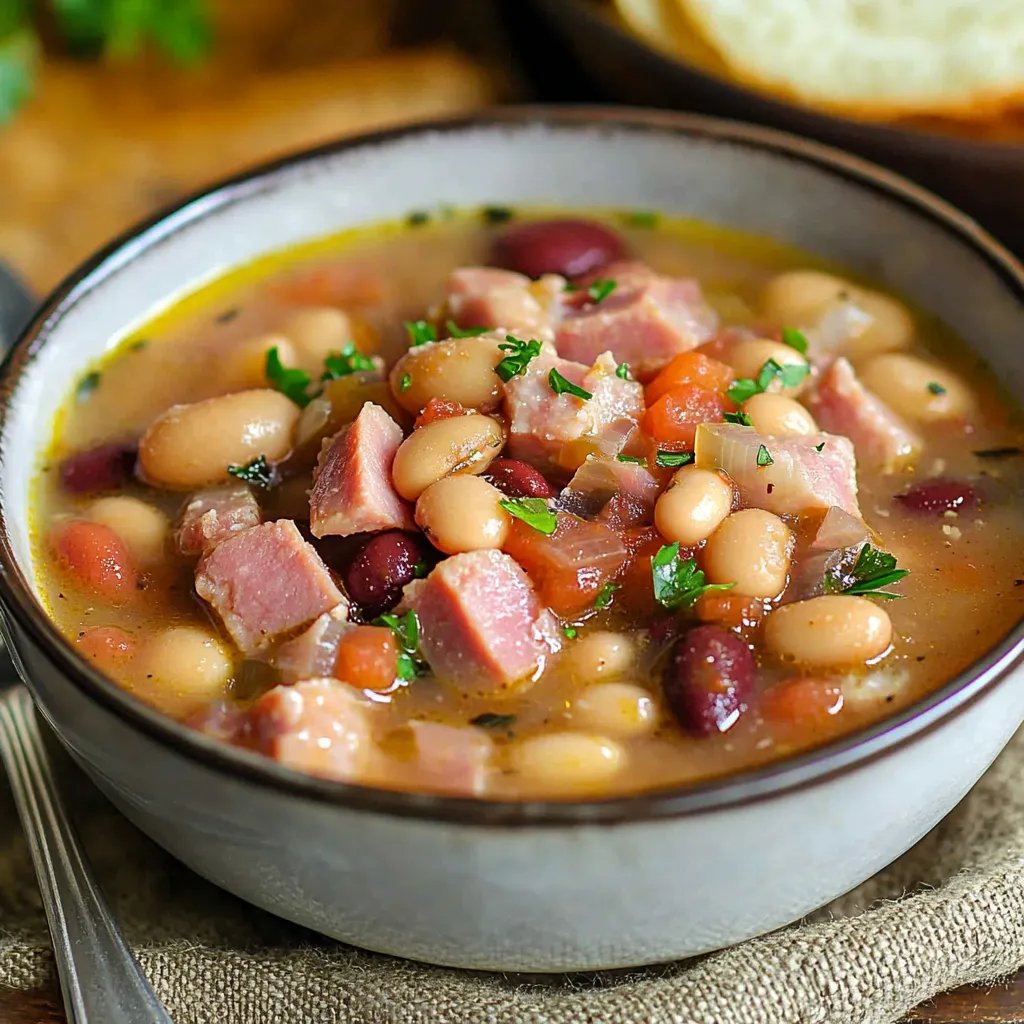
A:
[414,398,468,430]
[695,592,765,629]
[76,625,135,671]
[333,625,399,691]
[49,520,137,600]
[645,351,735,406]
[642,384,729,448]
[762,678,844,728]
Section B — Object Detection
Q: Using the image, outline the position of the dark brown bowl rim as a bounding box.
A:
[1,106,1023,828]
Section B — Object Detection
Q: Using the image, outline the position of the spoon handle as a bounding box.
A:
[0,686,173,1024]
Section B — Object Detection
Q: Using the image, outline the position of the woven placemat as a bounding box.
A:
[2,722,1024,1024]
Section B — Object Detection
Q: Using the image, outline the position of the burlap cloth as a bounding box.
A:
[3,723,1024,1024]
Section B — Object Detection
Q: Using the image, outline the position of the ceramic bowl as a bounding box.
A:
[0,109,1022,972]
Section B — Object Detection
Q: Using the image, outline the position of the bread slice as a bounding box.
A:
[675,0,1024,120]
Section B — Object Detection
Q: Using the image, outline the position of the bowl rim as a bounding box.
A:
[2,105,1023,827]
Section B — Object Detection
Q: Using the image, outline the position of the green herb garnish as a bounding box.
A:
[625,210,659,228]
[548,368,592,401]
[815,441,826,452]
[588,279,617,304]
[470,712,516,730]
[227,454,275,489]
[499,497,557,535]
[75,370,101,401]
[215,308,239,324]
[446,320,490,339]
[756,444,774,467]
[726,358,809,406]
[563,626,577,639]
[725,378,761,405]
[656,450,695,468]
[403,320,436,347]
[321,341,376,380]
[413,560,429,578]
[615,362,632,380]
[616,454,647,466]
[373,610,428,681]
[927,381,946,395]
[494,335,543,382]
[406,210,430,227]
[780,327,809,355]
[652,543,734,611]
[593,582,620,609]
[399,374,412,393]
[482,206,514,224]
[265,346,313,407]
[129,339,149,352]
[724,410,753,426]
[825,543,909,601]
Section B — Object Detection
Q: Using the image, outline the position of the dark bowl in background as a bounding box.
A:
[519,0,1024,254]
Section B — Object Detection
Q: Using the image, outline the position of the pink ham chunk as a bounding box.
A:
[555,261,718,379]
[408,721,493,796]
[805,357,922,472]
[445,267,565,340]
[249,678,374,781]
[695,422,861,518]
[503,349,644,473]
[275,609,351,682]
[175,484,262,556]
[309,402,414,538]
[196,519,347,653]
[401,549,560,692]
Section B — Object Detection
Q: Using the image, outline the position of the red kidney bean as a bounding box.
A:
[59,442,137,494]
[663,625,755,737]
[344,531,433,613]
[491,219,625,280]
[481,459,555,499]
[895,479,976,514]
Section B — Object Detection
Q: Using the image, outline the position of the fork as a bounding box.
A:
[0,681,174,1023]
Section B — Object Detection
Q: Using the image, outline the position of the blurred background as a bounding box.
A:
[0,0,1021,299]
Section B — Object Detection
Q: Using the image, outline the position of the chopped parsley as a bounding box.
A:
[652,543,734,611]
[825,543,909,601]
[780,327,809,355]
[499,496,558,535]
[373,610,428,681]
[227,454,276,489]
[406,210,430,227]
[413,560,429,578]
[563,626,577,639]
[587,279,617,304]
[724,410,753,426]
[725,377,761,405]
[482,206,514,224]
[321,341,376,380]
[593,582,620,609]
[470,712,517,730]
[973,447,1022,459]
[494,335,542,382]
[927,381,947,395]
[446,320,490,339]
[548,368,592,401]
[129,339,149,352]
[215,308,239,324]
[625,210,659,228]
[616,454,647,466]
[403,320,437,347]
[615,362,633,380]
[815,441,826,452]
[756,444,774,467]
[726,358,810,406]
[265,347,314,407]
[399,374,412,393]
[656,450,695,468]
[75,371,101,401]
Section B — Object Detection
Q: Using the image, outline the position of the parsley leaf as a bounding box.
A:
[494,335,543,382]
[625,210,659,228]
[781,327,809,355]
[403,320,436,347]
[651,543,735,611]
[588,279,617,304]
[406,210,430,227]
[728,358,809,406]
[76,370,101,402]
[615,362,632,380]
[446,320,490,339]
[499,497,557,535]
[726,377,761,405]
[724,410,753,426]
[616,454,647,466]
[548,368,593,401]
[265,347,313,407]
[825,543,909,601]
[756,444,774,467]
[563,626,577,639]
[593,582,620,609]
[470,712,516,730]
[398,373,412,393]
[482,206,514,224]
[927,381,946,395]
[815,441,826,452]
[321,341,375,380]
[373,610,429,681]
[656,450,695,468]
[227,454,276,489]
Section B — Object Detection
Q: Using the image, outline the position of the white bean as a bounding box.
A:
[222,334,296,391]
[654,467,733,545]
[729,338,809,395]
[764,595,893,666]
[566,631,636,680]
[858,353,974,423]
[513,733,624,792]
[87,496,169,564]
[743,393,818,437]
[415,475,509,554]
[133,626,233,716]
[392,414,504,500]
[703,508,792,599]
[390,335,506,414]
[281,307,356,366]
[572,683,658,738]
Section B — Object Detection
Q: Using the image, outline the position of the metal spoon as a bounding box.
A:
[0,264,172,1022]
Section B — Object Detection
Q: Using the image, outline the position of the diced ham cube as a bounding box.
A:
[275,608,351,682]
[196,519,346,653]
[401,549,560,692]
[695,422,861,518]
[445,267,565,341]
[309,403,414,538]
[249,678,374,781]
[559,455,660,521]
[408,721,493,796]
[805,357,922,472]
[175,484,262,556]
[556,261,718,379]
[503,349,644,473]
